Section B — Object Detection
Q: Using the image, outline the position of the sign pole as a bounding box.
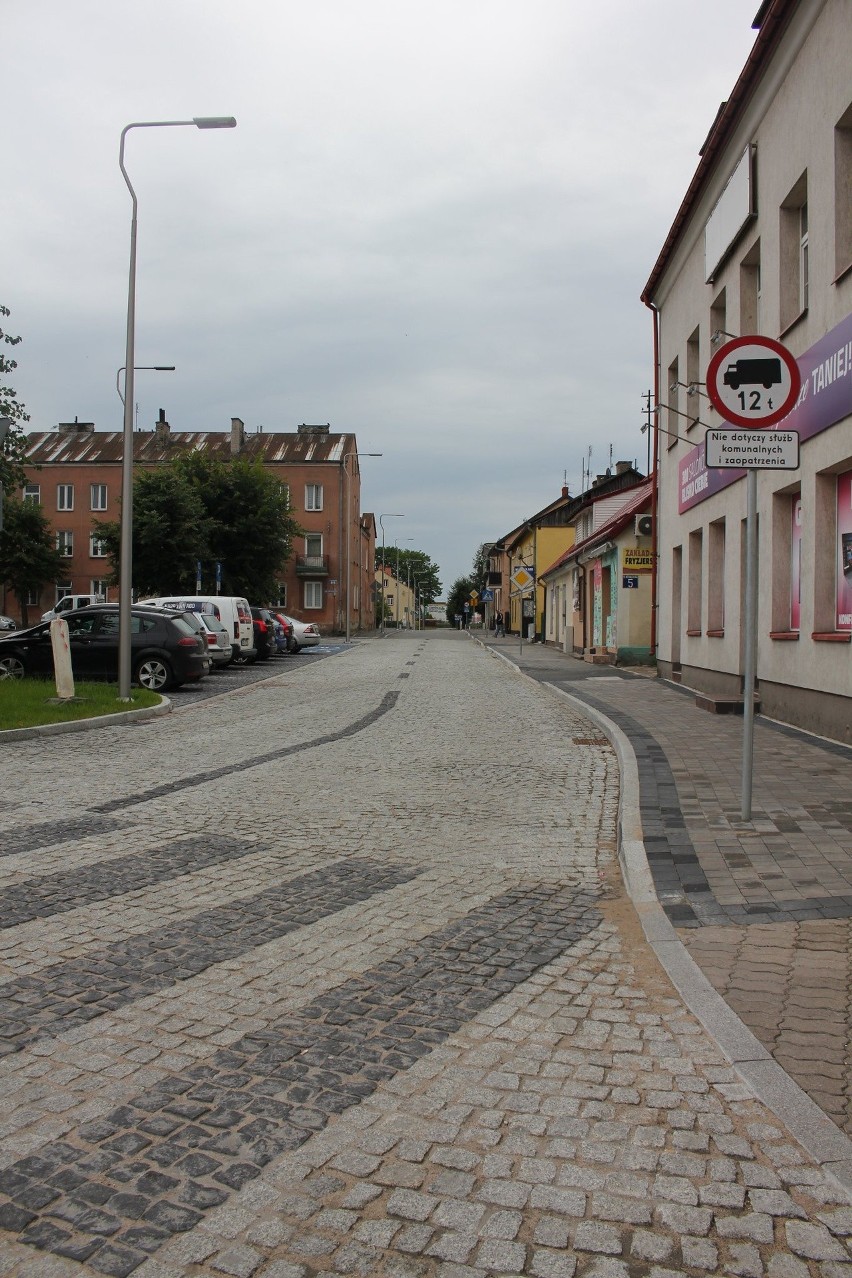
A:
[741,469,758,820]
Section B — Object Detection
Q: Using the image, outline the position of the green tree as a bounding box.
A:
[374,547,441,603]
[93,467,211,597]
[175,453,300,600]
[0,498,66,626]
[0,305,31,498]
[471,543,490,590]
[445,575,474,627]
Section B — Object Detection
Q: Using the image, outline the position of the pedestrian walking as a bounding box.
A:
[494,610,505,637]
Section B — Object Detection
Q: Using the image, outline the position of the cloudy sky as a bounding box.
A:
[6,1,759,595]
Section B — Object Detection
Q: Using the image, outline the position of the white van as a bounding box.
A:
[139,596,255,663]
[42,593,106,621]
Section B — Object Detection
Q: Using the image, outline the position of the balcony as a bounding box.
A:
[295,554,330,578]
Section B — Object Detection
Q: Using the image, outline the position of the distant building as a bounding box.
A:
[643,0,852,741]
[14,417,376,634]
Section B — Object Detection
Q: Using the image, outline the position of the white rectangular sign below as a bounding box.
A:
[705,428,800,470]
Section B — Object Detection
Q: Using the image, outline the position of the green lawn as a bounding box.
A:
[0,679,162,731]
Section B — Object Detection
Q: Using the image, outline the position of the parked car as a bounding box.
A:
[41,593,106,621]
[0,615,17,631]
[281,613,321,652]
[0,604,210,691]
[199,613,233,667]
[250,607,277,661]
[269,612,293,654]
[138,596,255,664]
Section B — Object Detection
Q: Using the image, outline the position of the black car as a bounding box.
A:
[0,605,210,691]
[249,607,277,661]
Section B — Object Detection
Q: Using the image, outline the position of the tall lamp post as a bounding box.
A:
[0,416,12,536]
[118,115,236,701]
[116,365,175,406]
[378,513,403,634]
[343,451,382,644]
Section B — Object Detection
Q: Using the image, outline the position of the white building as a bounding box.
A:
[643,0,852,744]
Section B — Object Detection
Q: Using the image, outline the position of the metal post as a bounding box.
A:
[741,469,758,820]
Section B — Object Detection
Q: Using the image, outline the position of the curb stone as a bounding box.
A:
[0,696,171,742]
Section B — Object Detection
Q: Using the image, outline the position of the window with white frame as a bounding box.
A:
[799,201,809,312]
[57,484,74,511]
[274,583,287,608]
[90,579,109,598]
[780,172,808,330]
[55,581,72,602]
[304,581,323,609]
[835,102,852,277]
[23,483,40,504]
[25,587,41,607]
[89,531,109,558]
[305,483,323,511]
[56,531,73,557]
[90,483,108,511]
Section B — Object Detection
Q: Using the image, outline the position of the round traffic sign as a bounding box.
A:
[706,335,801,428]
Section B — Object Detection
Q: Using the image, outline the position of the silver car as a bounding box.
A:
[200,613,233,667]
[281,613,321,653]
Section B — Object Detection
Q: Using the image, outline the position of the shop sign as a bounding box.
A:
[622,548,653,572]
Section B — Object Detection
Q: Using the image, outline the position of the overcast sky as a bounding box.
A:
[6,1,759,596]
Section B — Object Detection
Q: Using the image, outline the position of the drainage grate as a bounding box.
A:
[572,736,610,746]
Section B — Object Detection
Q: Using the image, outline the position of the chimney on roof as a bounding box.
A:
[561,484,570,499]
[615,460,632,475]
[155,408,170,444]
[297,423,330,436]
[57,417,95,434]
[230,416,244,456]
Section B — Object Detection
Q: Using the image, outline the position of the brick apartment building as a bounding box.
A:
[11,416,377,634]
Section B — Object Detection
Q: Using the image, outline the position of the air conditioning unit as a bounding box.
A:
[635,514,653,536]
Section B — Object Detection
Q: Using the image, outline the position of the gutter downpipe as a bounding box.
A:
[644,297,661,660]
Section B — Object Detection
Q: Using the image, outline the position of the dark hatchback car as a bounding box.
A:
[0,604,210,691]
[249,606,277,661]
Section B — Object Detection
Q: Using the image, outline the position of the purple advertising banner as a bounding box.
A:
[679,309,852,513]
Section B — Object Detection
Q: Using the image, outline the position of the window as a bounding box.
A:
[710,287,727,346]
[305,581,323,609]
[666,357,679,449]
[305,483,323,511]
[707,520,726,635]
[780,172,808,330]
[56,531,73,557]
[687,528,703,635]
[771,491,801,634]
[55,582,72,603]
[740,240,761,333]
[90,484,108,511]
[274,583,287,608]
[25,587,41,607]
[57,484,74,511]
[835,103,852,277]
[686,327,700,429]
[23,483,40,504]
[89,532,109,558]
[90,579,109,598]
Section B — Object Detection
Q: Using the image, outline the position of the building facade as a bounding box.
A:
[644,0,852,743]
[13,417,377,635]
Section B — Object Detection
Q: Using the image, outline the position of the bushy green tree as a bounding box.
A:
[374,547,441,603]
[445,576,474,626]
[93,468,210,597]
[0,498,66,625]
[0,305,31,497]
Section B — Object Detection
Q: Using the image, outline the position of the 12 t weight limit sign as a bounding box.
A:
[706,335,801,428]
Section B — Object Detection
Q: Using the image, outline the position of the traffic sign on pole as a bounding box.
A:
[706,335,801,428]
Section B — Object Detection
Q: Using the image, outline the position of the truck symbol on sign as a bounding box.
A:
[723,357,783,391]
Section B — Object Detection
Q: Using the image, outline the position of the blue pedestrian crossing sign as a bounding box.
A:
[481,589,494,602]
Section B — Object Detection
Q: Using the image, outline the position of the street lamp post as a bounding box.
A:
[116,365,175,407]
[343,451,381,644]
[118,115,236,701]
[0,416,12,536]
[378,513,403,635]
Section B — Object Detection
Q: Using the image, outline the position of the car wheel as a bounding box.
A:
[291,643,302,653]
[0,655,25,680]
[135,657,174,691]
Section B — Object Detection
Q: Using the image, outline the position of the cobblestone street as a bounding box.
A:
[1,630,851,1278]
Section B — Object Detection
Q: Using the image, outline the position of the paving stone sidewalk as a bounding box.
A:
[477,633,852,1141]
[0,630,850,1277]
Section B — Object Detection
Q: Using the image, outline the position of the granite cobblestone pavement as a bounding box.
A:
[0,630,850,1277]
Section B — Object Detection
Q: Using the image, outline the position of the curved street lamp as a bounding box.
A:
[118,116,236,700]
[116,365,175,407]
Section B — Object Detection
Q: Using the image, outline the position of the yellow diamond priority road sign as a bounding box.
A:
[510,566,534,591]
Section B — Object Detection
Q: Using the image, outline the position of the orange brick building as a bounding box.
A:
[12,416,377,633]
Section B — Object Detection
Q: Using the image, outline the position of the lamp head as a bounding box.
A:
[194,116,237,129]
